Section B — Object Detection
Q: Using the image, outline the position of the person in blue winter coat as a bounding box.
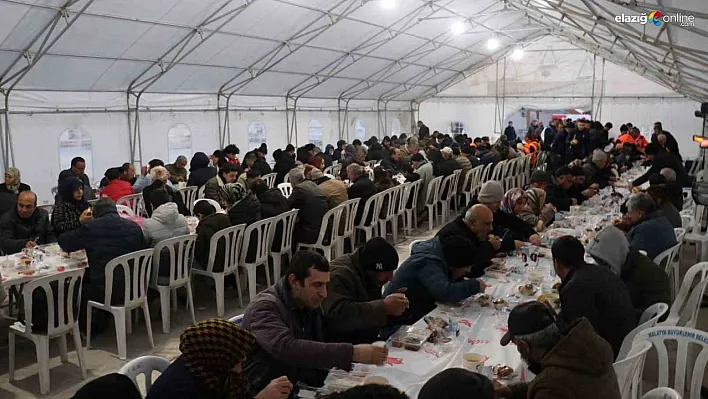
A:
[384,235,485,324]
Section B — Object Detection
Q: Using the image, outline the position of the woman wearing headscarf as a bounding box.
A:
[518,187,556,230]
[0,167,30,194]
[147,318,293,399]
[323,144,335,167]
[221,182,261,227]
[187,152,216,188]
[51,177,90,237]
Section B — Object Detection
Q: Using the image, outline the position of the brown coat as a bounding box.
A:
[507,318,621,399]
[318,178,349,209]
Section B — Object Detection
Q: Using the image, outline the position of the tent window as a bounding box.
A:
[248,121,267,150]
[168,123,193,162]
[450,121,464,135]
[59,128,93,177]
[391,118,402,136]
[354,119,366,141]
[309,120,324,148]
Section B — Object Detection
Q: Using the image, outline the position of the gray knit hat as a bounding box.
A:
[478,181,504,203]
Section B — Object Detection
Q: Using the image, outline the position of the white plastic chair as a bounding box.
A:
[661,262,708,328]
[633,326,708,399]
[297,205,345,262]
[654,242,682,300]
[336,199,360,257]
[460,167,478,208]
[116,204,136,217]
[9,269,87,395]
[395,183,413,240]
[197,184,206,200]
[403,180,422,236]
[178,186,199,214]
[683,205,708,261]
[378,186,401,244]
[194,198,223,213]
[480,162,493,184]
[614,341,652,399]
[425,176,443,231]
[119,355,170,395]
[87,249,155,360]
[240,217,277,302]
[262,173,277,188]
[116,193,145,217]
[617,302,669,361]
[192,224,246,315]
[150,234,197,334]
[355,191,384,246]
[278,182,292,197]
[229,314,244,325]
[270,209,299,283]
[642,388,682,399]
[283,172,290,184]
[437,174,456,224]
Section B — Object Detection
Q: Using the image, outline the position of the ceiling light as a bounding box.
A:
[511,48,524,60]
[381,0,395,9]
[486,37,500,50]
[451,21,467,35]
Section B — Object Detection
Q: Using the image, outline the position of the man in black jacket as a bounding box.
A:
[552,236,636,359]
[434,147,462,177]
[0,191,55,255]
[347,163,377,225]
[244,151,272,177]
[651,122,681,161]
[58,198,146,331]
[322,238,406,344]
[58,156,95,201]
[546,167,576,211]
[437,204,501,276]
[417,121,430,139]
[632,143,690,188]
[288,168,328,245]
[583,150,614,189]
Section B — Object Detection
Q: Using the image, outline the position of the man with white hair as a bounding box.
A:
[165,155,188,184]
[622,192,677,258]
[660,167,676,181]
[658,167,683,210]
[583,149,614,188]
[287,167,328,245]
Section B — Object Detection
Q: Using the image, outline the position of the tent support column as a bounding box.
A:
[286,95,298,146]
[343,99,351,141]
[493,60,501,135]
[376,101,383,138]
[590,54,597,118]
[217,93,231,148]
[410,101,419,135]
[597,59,606,122]
[0,91,13,169]
[383,101,389,138]
[126,92,143,166]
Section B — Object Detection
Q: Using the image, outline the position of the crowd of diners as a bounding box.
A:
[0,118,691,399]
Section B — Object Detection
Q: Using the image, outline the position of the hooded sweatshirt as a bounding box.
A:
[142,202,190,247]
[587,226,671,317]
[506,318,621,399]
[187,152,216,188]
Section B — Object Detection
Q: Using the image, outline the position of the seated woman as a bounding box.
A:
[51,177,91,237]
[0,167,30,195]
[221,182,261,227]
[147,318,293,399]
[193,201,231,271]
[518,187,556,230]
[187,151,217,188]
[142,190,189,247]
[143,167,190,217]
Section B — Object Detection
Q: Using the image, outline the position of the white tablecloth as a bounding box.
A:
[1,244,85,288]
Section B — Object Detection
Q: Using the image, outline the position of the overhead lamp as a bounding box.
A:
[451,21,467,35]
[510,48,524,60]
[381,0,396,9]
[486,37,500,50]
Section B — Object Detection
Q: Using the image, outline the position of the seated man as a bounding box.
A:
[436,204,501,277]
[322,237,407,344]
[545,166,576,211]
[347,163,377,225]
[58,198,146,332]
[243,251,387,394]
[659,167,684,211]
[192,200,231,270]
[632,143,690,188]
[623,192,677,259]
[0,191,55,254]
[496,302,621,399]
[567,166,597,204]
[419,368,495,399]
[551,236,635,358]
[165,155,188,184]
[384,235,485,324]
[471,181,541,248]
[99,167,135,202]
[583,149,614,189]
[287,168,328,245]
[587,226,670,317]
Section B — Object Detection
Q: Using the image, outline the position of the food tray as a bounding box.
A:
[390,325,432,351]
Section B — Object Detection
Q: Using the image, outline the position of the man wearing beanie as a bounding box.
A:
[420,369,495,399]
[322,237,407,344]
[384,235,485,324]
[58,198,146,332]
[583,149,613,189]
[470,181,540,249]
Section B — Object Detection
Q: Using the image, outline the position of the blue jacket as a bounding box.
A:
[384,237,481,323]
[627,211,677,259]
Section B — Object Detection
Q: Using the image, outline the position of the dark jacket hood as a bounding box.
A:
[189,152,210,172]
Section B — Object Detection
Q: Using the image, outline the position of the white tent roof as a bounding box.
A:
[0,0,706,103]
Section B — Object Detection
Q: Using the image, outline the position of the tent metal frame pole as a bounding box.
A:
[126,92,143,165]
[494,60,500,135]
[344,99,351,142]
[590,54,597,118]
[597,59,606,122]
[0,92,10,170]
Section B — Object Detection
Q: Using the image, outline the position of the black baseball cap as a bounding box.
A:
[500,301,556,346]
